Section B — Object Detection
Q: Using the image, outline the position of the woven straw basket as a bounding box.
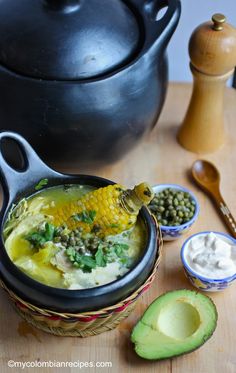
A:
[0,228,162,337]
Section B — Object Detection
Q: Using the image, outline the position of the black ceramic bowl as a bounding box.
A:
[0,131,158,313]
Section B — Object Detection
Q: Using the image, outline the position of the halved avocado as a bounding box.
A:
[131,289,217,360]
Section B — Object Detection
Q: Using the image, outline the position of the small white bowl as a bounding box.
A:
[151,184,200,241]
[181,231,236,292]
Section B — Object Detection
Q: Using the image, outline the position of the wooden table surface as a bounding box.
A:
[0,83,236,373]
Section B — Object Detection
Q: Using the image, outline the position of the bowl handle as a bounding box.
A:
[0,131,63,205]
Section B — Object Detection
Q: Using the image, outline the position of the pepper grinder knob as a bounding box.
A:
[177,14,236,153]
[212,13,226,31]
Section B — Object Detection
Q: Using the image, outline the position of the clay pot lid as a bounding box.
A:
[189,14,236,76]
[0,0,141,80]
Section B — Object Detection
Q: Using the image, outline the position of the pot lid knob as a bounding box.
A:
[189,14,236,75]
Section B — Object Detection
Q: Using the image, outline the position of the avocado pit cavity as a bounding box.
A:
[157,301,201,340]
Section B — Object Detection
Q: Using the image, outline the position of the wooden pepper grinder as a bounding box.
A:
[177,14,236,153]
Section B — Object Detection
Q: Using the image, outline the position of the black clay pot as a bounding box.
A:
[0,131,159,312]
[0,0,181,168]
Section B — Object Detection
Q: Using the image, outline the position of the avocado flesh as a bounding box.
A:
[131,289,217,360]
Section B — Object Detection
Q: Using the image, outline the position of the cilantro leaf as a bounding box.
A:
[44,223,55,241]
[72,210,96,224]
[35,178,48,191]
[25,222,56,248]
[66,247,76,257]
[80,255,96,269]
[120,257,130,266]
[109,224,120,229]
[113,243,129,257]
[95,245,107,267]
[25,232,46,247]
[65,248,97,272]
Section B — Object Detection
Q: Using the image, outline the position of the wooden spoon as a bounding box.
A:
[192,160,236,238]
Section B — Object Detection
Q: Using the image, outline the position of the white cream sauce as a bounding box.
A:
[184,232,236,279]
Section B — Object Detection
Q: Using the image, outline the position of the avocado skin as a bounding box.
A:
[131,289,218,360]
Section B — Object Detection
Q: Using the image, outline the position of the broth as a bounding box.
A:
[4,184,147,289]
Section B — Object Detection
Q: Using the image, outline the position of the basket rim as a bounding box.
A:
[0,222,162,319]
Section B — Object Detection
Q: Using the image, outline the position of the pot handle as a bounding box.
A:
[130,0,181,54]
[44,0,81,12]
[0,131,62,205]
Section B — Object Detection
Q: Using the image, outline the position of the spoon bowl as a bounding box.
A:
[192,160,220,187]
[191,160,236,238]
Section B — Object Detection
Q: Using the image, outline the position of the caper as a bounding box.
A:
[78,247,86,255]
[150,206,158,213]
[69,237,75,246]
[177,193,183,201]
[173,198,179,206]
[164,210,170,218]
[61,234,69,242]
[161,219,168,226]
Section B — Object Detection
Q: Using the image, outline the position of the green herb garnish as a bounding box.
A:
[95,245,107,267]
[120,257,130,265]
[34,178,48,191]
[72,210,96,224]
[26,222,55,248]
[113,243,129,257]
[25,232,47,247]
[65,247,96,272]
[109,223,120,229]
[44,222,55,241]
[80,256,96,270]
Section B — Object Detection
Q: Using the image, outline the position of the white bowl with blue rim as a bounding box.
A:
[151,184,200,241]
[181,231,236,292]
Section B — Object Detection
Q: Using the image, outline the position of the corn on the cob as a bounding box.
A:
[45,183,154,236]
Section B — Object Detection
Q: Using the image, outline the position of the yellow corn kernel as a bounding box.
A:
[45,183,154,236]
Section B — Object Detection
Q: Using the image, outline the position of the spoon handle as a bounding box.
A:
[211,192,236,239]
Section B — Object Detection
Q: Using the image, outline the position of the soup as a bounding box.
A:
[3,185,147,289]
